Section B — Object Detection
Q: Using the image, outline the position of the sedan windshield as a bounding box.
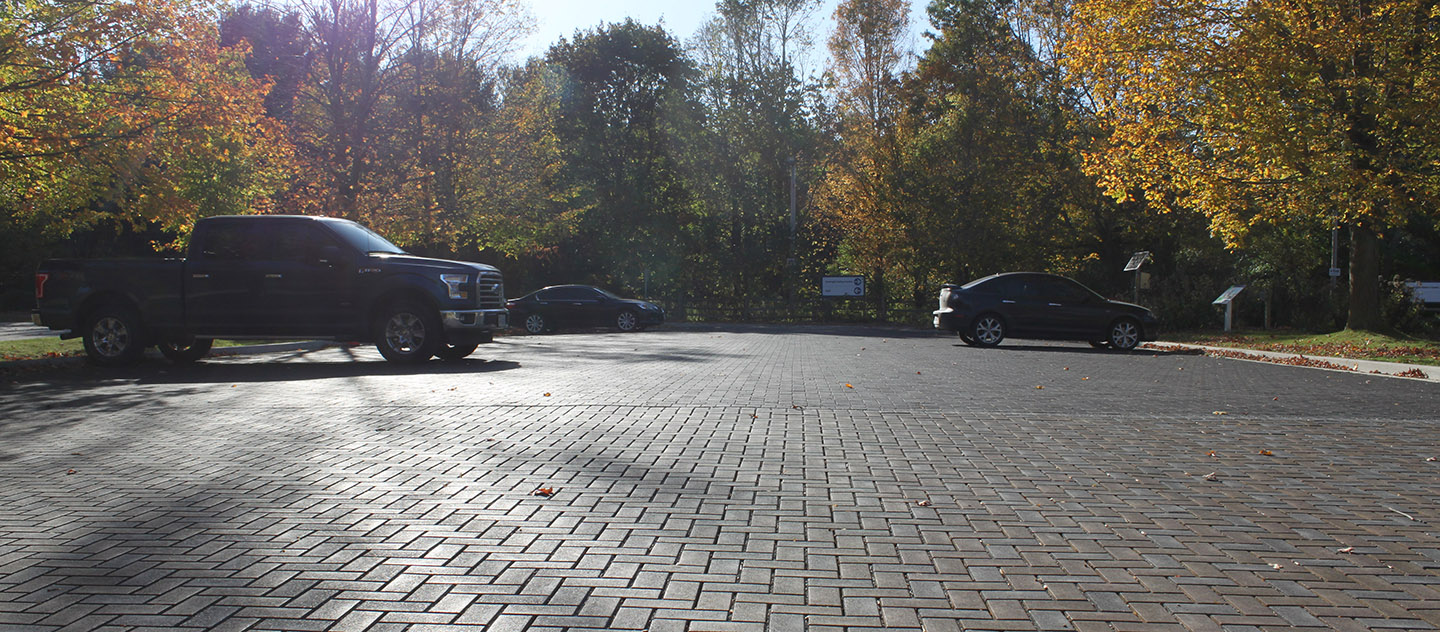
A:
[323,219,407,255]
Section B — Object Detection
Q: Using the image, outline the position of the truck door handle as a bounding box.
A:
[1049,303,1062,306]
[192,274,210,279]
[1002,299,1016,304]
[266,274,284,279]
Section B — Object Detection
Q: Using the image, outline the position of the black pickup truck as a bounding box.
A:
[32,215,508,365]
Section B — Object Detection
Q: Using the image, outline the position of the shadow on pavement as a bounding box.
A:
[0,345,521,386]
[947,342,1205,355]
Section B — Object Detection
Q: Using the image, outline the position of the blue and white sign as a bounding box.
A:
[822,275,865,297]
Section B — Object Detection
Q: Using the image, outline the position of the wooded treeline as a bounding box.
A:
[3,0,1438,331]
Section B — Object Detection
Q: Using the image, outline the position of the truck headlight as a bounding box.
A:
[441,274,469,300]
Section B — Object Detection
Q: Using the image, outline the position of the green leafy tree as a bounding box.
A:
[689,0,825,311]
[540,20,700,291]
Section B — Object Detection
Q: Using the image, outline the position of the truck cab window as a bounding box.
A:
[200,223,265,261]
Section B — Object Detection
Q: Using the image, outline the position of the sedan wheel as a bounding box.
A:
[524,313,548,334]
[616,310,639,332]
[1108,319,1141,351]
[971,314,1005,347]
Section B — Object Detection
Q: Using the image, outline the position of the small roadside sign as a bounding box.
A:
[822,275,865,297]
[1329,267,1343,278]
[1212,285,1246,305]
[1124,251,1152,272]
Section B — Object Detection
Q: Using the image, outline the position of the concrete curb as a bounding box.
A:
[1147,341,1439,382]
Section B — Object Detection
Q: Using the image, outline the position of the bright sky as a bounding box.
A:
[519,0,934,62]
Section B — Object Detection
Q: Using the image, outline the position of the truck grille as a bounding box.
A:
[477,272,504,309]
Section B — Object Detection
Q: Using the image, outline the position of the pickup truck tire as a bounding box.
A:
[158,338,213,364]
[83,302,146,366]
[436,343,478,361]
[375,301,441,363]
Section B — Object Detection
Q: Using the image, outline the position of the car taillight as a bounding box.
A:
[35,273,49,299]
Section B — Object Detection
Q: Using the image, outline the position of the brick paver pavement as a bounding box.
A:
[1,324,1436,631]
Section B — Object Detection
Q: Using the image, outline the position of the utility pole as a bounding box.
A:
[787,157,797,308]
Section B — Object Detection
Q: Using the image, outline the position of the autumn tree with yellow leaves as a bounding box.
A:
[1064,0,1440,331]
[815,0,912,317]
[0,0,293,244]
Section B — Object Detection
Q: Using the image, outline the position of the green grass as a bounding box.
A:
[1160,329,1440,366]
[0,336,86,361]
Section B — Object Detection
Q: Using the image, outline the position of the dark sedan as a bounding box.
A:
[933,272,1158,350]
[506,285,664,334]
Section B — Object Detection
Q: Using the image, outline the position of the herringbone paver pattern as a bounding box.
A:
[1,324,1436,631]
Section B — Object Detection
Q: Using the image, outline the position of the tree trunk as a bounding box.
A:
[1346,224,1383,331]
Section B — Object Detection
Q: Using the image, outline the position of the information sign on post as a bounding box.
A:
[821,275,866,297]
[1213,285,1246,331]
[1125,251,1152,303]
[1124,251,1152,272]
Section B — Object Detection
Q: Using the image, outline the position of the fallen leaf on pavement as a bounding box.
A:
[1338,546,1355,554]
[66,469,76,475]
[1203,472,1219,481]
[1213,411,1227,415]
[845,383,853,389]
[1259,450,1273,456]
[533,487,555,497]
[917,500,932,507]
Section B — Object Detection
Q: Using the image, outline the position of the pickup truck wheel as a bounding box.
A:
[436,343,478,361]
[615,309,640,332]
[375,302,441,363]
[158,338,213,364]
[83,303,146,366]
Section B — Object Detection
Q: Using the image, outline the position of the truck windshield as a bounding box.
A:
[324,220,407,255]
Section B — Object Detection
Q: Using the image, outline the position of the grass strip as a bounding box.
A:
[1162,329,1440,366]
